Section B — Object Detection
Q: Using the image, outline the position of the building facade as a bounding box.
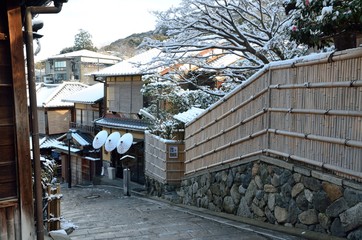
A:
[42,49,121,85]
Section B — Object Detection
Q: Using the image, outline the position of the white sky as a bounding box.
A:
[34,0,181,61]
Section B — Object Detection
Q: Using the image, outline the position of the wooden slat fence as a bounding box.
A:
[0,200,20,240]
[185,48,362,181]
[145,131,185,184]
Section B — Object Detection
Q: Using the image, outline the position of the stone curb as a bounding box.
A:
[96,181,347,240]
[143,194,347,240]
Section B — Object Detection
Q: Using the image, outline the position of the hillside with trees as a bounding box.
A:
[99,31,167,60]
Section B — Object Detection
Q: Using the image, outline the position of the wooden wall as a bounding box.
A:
[106,76,143,114]
[47,109,71,135]
[0,0,35,238]
[145,131,185,184]
[185,49,362,182]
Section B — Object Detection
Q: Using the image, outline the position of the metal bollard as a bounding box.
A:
[123,168,130,196]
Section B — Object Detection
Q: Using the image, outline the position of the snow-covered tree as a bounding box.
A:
[140,0,305,138]
[142,0,302,81]
[287,0,362,50]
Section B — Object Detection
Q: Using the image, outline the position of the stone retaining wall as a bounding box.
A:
[145,156,362,239]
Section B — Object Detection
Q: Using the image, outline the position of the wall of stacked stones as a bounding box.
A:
[175,157,362,239]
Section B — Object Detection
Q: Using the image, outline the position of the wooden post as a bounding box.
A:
[47,183,62,231]
[54,184,61,230]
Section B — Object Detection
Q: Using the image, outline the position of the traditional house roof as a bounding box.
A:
[95,117,149,132]
[38,82,88,108]
[207,53,243,69]
[39,129,92,149]
[49,49,121,62]
[91,48,162,77]
[39,135,62,149]
[35,83,59,107]
[62,83,104,104]
[173,107,205,124]
[57,129,93,147]
[46,130,93,154]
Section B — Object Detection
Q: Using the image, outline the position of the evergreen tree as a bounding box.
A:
[60,29,97,54]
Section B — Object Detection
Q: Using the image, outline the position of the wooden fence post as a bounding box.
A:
[46,183,62,231]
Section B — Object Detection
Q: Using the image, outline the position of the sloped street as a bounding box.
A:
[56,183,304,240]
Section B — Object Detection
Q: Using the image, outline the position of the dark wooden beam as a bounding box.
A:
[7,0,35,238]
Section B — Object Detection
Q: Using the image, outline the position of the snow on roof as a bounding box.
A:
[91,48,162,77]
[39,136,62,149]
[38,135,80,153]
[207,53,243,69]
[62,83,104,104]
[57,130,92,147]
[173,107,205,124]
[49,49,121,61]
[41,82,89,108]
[95,118,149,131]
[35,83,60,107]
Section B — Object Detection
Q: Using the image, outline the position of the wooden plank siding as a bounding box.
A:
[0,0,35,239]
[106,76,143,114]
[185,49,362,182]
[47,109,72,135]
[145,131,185,184]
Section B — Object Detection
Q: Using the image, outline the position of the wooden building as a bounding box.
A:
[0,1,34,238]
[58,83,105,185]
[36,82,88,135]
[0,1,67,239]
[91,50,156,184]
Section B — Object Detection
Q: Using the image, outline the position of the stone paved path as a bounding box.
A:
[58,184,303,240]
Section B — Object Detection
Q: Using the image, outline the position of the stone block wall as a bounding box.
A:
[146,157,362,239]
[145,176,180,198]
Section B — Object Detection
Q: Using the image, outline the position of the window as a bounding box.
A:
[55,73,66,82]
[108,81,143,114]
[54,61,66,71]
[76,109,99,126]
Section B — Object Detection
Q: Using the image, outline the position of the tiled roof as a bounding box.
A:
[91,48,162,77]
[62,83,104,104]
[207,53,243,69]
[39,129,93,150]
[38,135,80,153]
[41,82,89,108]
[52,144,82,154]
[49,49,121,61]
[173,107,205,124]
[95,117,149,131]
[57,129,92,147]
[39,136,63,149]
[35,83,60,107]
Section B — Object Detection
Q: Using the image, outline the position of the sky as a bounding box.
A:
[34,0,181,61]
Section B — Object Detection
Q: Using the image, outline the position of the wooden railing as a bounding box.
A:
[185,48,362,181]
[69,122,95,134]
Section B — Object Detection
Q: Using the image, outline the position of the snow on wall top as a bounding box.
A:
[173,107,205,124]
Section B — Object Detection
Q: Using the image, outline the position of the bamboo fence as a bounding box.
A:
[185,48,362,181]
[145,131,185,184]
